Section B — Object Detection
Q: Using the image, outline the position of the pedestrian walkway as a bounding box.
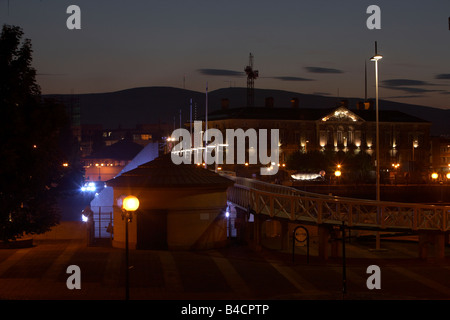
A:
[0,239,449,300]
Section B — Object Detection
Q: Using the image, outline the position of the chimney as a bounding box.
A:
[265,97,274,108]
[221,98,230,110]
[291,98,299,108]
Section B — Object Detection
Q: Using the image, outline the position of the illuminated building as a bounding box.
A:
[204,99,431,174]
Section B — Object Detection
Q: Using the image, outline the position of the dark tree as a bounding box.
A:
[0,25,76,241]
[286,150,329,173]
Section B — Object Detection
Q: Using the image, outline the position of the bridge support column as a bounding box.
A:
[280,220,289,251]
[234,208,248,244]
[252,214,262,251]
[318,225,331,261]
[418,231,446,260]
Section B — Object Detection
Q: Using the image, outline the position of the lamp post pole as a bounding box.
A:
[125,211,130,300]
[375,58,380,203]
[371,42,382,250]
[120,195,140,301]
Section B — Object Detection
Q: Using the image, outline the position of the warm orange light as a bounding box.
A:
[245,162,249,166]
[62,163,69,167]
[335,170,342,177]
[122,195,140,212]
[446,173,450,180]
[431,172,438,180]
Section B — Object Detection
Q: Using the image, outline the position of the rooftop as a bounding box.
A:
[85,139,144,160]
[205,105,429,123]
[106,154,234,189]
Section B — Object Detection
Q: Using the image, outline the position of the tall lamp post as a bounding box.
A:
[370,42,382,250]
[121,195,140,300]
[370,41,382,203]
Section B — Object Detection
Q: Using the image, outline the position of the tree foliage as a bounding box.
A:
[0,25,78,241]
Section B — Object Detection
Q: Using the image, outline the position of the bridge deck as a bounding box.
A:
[225,176,450,232]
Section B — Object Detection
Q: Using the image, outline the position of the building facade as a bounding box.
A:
[431,136,450,179]
[203,100,431,178]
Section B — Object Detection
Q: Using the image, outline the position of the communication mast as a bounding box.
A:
[245,53,258,107]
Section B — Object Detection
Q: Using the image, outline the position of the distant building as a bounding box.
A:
[203,99,431,175]
[82,139,143,182]
[80,122,172,157]
[431,136,450,174]
[80,124,103,157]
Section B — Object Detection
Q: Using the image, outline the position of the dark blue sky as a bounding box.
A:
[1,0,449,109]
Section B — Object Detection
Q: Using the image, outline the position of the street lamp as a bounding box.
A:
[120,195,140,300]
[370,41,382,203]
[335,165,342,185]
[412,140,418,161]
[370,41,382,250]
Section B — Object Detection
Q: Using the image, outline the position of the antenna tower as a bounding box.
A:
[245,53,258,107]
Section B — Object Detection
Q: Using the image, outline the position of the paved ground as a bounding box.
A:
[1,237,450,302]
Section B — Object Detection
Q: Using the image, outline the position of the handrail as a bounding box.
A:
[225,175,450,232]
[224,174,449,209]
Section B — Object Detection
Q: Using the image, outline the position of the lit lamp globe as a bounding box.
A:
[335,170,342,177]
[122,195,140,212]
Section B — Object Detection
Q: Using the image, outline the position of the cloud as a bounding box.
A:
[387,95,425,99]
[382,79,434,87]
[197,69,244,77]
[381,86,444,94]
[304,67,344,74]
[435,74,450,80]
[272,76,314,82]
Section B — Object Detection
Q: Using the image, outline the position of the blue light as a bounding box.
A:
[81,182,96,192]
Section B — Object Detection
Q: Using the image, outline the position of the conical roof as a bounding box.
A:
[106,154,234,189]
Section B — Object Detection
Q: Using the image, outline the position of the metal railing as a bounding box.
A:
[225,176,450,232]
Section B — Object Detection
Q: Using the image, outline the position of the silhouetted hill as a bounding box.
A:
[45,86,449,136]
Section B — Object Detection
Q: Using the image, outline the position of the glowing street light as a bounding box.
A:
[123,195,140,212]
[431,172,439,180]
[120,195,140,300]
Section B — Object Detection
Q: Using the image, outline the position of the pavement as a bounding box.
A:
[1,237,450,302]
